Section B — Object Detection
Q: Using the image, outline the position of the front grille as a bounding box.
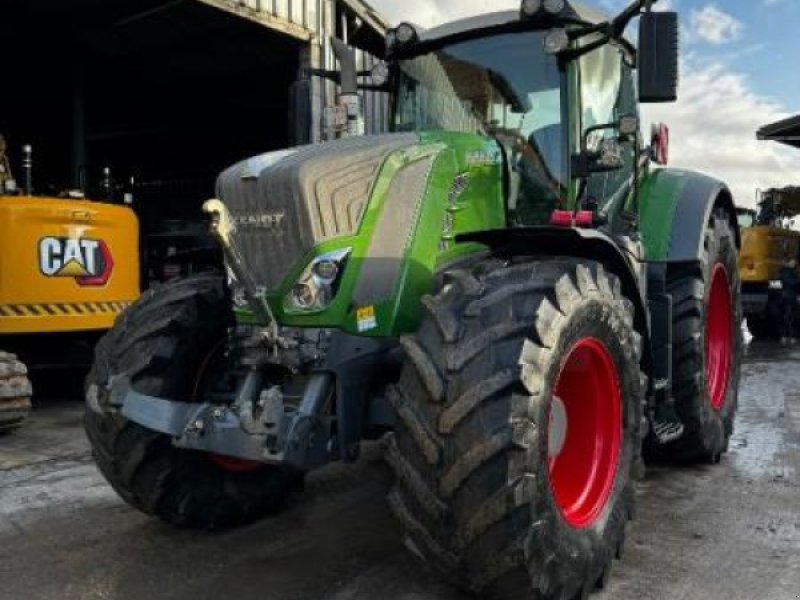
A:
[217,134,418,289]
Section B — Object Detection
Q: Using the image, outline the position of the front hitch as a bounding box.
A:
[109,372,334,471]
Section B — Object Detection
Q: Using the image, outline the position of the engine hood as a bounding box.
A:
[216,134,419,290]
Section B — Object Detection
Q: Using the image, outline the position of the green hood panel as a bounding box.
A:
[256,132,507,336]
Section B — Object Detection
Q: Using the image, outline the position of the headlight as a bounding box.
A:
[769,280,783,290]
[286,248,351,312]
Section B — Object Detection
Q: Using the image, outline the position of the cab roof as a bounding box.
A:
[763,187,800,215]
[417,3,608,43]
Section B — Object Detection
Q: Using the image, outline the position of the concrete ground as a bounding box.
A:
[1,340,799,600]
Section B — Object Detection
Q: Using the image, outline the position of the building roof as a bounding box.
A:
[757,115,800,149]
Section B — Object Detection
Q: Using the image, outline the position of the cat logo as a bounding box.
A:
[38,237,114,286]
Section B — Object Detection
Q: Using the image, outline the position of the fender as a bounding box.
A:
[639,168,740,263]
[458,226,652,373]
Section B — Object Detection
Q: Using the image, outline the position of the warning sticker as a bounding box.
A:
[356,306,378,332]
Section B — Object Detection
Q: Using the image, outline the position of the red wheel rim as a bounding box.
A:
[706,264,733,412]
[209,454,264,473]
[548,338,622,530]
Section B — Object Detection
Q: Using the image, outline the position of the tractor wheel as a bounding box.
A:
[84,273,302,529]
[0,352,32,430]
[666,209,742,462]
[387,259,644,600]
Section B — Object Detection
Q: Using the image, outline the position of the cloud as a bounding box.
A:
[689,5,743,45]
[643,59,800,207]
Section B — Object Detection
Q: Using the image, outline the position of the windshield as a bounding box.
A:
[392,31,565,224]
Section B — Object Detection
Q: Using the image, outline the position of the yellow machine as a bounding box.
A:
[738,187,800,338]
[0,189,139,426]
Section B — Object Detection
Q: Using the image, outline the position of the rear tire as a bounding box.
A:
[0,352,32,430]
[387,259,645,599]
[666,210,742,461]
[84,273,302,529]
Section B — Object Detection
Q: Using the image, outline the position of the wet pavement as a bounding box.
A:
[2,340,800,600]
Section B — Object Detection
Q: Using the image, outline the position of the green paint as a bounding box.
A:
[638,168,689,261]
[239,133,504,337]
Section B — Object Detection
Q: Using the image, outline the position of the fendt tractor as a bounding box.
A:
[738,187,800,338]
[85,1,742,598]
[0,139,139,428]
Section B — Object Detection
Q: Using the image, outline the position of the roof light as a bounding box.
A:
[395,22,418,45]
[370,62,390,86]
[521,0,543,17]
[543,28,570,54]
[543,0,566,14]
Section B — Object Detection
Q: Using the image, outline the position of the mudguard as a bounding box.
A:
[458,226,653,372]
[639,168,740,263]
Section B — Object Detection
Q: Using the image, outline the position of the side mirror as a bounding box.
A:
[638,11,679,103]
[651,123,669,165]
[571,116,638,179]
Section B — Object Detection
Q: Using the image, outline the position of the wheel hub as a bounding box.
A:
[548,338,622,530]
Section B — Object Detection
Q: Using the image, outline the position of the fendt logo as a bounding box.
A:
[38,237,114,286]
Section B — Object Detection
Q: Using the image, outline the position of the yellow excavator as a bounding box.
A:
[738,187,800,338]
[0,136,140,427]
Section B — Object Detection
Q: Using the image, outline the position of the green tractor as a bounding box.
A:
[85,1,742,598]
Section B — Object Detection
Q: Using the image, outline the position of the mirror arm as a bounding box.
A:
[357,83,390,92]
[631,131,641,221]
[612,0,656,35]
[581,121,618,151]
[306,68,342,84]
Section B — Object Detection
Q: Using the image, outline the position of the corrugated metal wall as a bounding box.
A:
[204,0,390,143]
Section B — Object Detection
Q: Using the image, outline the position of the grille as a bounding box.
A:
[216,134,418,289]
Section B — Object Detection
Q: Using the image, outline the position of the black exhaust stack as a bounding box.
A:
[22,145,32,196]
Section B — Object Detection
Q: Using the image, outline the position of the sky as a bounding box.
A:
[369,0,800,207]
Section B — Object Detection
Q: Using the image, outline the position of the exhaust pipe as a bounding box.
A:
[102,166,114,202]
[22,145,32,196]
[331,38,364,138]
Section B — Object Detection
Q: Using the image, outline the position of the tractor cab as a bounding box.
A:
[755,186,800,228]
[378,3,678,230]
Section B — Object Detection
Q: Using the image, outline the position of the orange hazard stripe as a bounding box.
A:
[0,302,132,317]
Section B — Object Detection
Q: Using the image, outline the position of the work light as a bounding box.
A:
[543,28,570,54]
[543,0,566,14]
[521,0,542,17]
[370,62,390,86]
[395,23,418,45]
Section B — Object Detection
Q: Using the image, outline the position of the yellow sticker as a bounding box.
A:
[356,305,377,332]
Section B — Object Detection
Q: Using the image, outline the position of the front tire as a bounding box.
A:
[0,352,32,429]
[666,210,742,461]
[387,259,644,600]
[84,273,302,529]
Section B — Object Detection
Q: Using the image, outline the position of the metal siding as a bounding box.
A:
[204,0,390,143]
